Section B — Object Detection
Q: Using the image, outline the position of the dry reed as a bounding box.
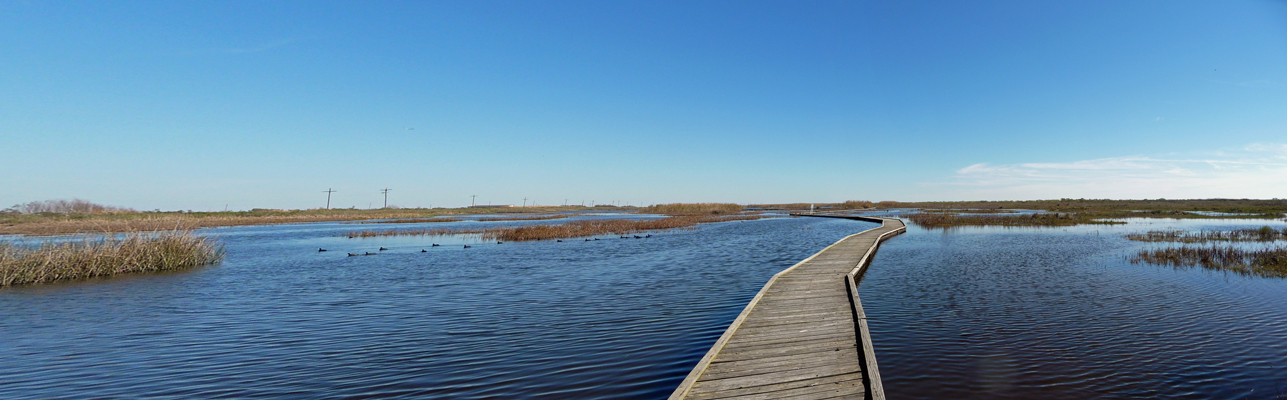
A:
[1129,245,1287,278]
[0,231,224,286]
[345,215,772,241]
[1125,227,1287,243]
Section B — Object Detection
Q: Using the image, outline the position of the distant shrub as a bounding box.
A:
[876,201,902,208]
[644,203,743,215]
[10,199,134,214]
[837,201,874,209]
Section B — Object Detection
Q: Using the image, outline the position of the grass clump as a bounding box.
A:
[0,231,224,287]
[1126,227,1287,243]
[346,215,772,241]
[1129,245,1287,278]
[644,203,744,215]
[905,212,1124,228]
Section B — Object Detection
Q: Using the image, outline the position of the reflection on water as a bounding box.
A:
[0,215,872,399]
[861,218,1287,399]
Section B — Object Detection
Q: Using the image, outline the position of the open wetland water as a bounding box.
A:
[3,214,1287,398]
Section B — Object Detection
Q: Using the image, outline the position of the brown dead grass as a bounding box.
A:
[1129,244,1287,278]
[0,231,224,286]
[643,203,743,215]
[0,207,588,236]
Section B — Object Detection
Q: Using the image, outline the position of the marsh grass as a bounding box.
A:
[345,215,773,241]
[644,203,743,215]
[0,206,587,236]
[919,209,1018,214]
[905,212,1124,228]
[1129,245,1287,278]
[1126,227,1287,243]
[0,231,224,286]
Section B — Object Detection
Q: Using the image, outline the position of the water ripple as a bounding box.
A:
[0,216,870,399]
[861,219,1287,399]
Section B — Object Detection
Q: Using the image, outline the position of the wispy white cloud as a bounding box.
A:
[941,144,1287,199]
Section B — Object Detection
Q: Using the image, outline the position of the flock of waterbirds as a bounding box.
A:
[317,234,655,256]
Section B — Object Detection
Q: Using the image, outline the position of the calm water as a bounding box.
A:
[860,217,1287,399]
[0,215,873,399]
[5,215,1287,399]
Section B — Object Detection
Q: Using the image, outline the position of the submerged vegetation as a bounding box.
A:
[346,214,772,241]
[1129,245,1287,278]
[905,212,1125,228]
[0,231,224,287]
[1126,227,1287,243]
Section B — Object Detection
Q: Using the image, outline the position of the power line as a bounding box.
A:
[323,188,337,210]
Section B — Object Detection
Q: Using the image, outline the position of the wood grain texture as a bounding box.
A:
[671,216,905,400]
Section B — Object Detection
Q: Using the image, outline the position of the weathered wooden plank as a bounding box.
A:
[672,217,905,400]
[701,351,859,381]
[688,364,862,394]
[685,373,864,400]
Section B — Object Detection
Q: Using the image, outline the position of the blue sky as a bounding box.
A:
[3,1,1286,210]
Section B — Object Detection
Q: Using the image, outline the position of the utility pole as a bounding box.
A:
[471,195,477,207]
[380,188,391,208]
[523,197,528,208]
[323,188,337,210]
[564,199,568,206]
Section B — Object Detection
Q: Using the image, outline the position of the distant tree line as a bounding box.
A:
[3,199,135,215]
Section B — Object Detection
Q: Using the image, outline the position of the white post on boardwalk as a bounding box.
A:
[810,204,814,214]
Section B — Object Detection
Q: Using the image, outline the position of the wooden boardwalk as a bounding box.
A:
[671,216,905,400]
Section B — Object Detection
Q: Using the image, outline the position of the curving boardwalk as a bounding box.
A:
[671,216,905,400]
